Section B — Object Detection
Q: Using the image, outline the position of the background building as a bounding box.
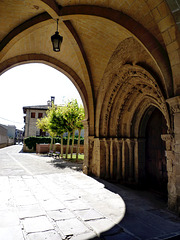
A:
[0,124,16,147]
[0,124,8,148]
[23,97,55,138]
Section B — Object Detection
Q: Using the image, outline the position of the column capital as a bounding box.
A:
[161,134,174,151]
[166,96,180,113]
[82,119,89,127]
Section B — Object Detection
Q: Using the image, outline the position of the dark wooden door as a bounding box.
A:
[145,108,168,196]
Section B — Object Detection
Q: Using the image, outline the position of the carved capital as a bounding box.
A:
[161,134,174,151]
[166,96,180,113]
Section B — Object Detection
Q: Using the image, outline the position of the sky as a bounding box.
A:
[0,63,83,130]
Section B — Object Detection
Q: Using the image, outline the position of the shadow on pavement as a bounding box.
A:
[89,178,180,240]
[49,158,83,172]
[18,147,180,239]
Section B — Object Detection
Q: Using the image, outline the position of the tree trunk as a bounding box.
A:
[61,133,63,158]
[50,136,53,151]
[71,129,75,159]
[76,129,81,162]
[66,131,71,159]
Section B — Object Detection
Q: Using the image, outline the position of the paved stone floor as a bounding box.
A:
[0,145,179,240]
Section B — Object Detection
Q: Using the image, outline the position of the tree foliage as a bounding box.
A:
[36,99,85,159]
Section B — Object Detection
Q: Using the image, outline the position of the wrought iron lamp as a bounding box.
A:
[51,19,63,52]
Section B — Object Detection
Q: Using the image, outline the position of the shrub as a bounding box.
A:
[24,136,84,150]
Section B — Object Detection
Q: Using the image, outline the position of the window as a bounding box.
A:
[31,112,35,118]
[38,113,43,118]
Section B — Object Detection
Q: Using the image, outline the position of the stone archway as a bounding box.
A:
[91,57,171,188]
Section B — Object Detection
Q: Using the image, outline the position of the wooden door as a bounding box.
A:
[145,108,168,196]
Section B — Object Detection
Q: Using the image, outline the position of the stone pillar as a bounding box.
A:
[122,138,126,180]
[82,120,89,175]
[110,138,114,179]
[134,138,139,183]
[161,134,175,211]
[115,139,122,181]
[166,96,180,214]
[104,138,110,179]
[126,139,135,182]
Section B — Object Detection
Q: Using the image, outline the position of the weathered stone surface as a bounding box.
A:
[86,218,116,236]
[22,216,54,233]
[0,226,24,240]
[40,198,65,211]
[56,218,90,236]
[27,230,62,240]
[0,209,20,227]
[74,209,104,221]
[64,199,91,211]
[47,209,76,221]
[17,204,46,219]
[14,195,38,206]
[70,231,99,240]
[0,146,180,240]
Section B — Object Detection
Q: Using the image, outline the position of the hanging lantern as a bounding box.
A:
[51,19,63,52]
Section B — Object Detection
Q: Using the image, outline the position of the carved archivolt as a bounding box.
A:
[99,64,170,137]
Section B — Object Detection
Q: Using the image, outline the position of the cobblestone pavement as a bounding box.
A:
[0,145,180,240]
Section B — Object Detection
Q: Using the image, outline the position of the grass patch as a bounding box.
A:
[62,153,84,163]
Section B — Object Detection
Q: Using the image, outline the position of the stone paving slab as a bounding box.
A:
[47,209,76,221]
[22,216,54,233]
[17,204,46,219]
[70,231,100,240]
[0,209,20,227]
[56,218,91,237]
[86,218,119,236]
[74,209,104,221]
[0,226,24,240]
[27,230,62,240]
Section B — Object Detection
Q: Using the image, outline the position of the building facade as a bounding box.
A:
[23,98,54,138]
[0,124,8,148]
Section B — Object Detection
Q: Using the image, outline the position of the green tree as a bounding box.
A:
[37,114,53,150]
[50,105,66,157]
[63,99,83,159]
[75,104,85,161]
[37,105,58,151]
[36,99,84,160]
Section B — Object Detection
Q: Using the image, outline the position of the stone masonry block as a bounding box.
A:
[22,216,54,233]
[147,0,164,10]
[17,204,46,219]
[56,218,90,237]
[27,230,62,240]
[158,1,170,19]
[47,209,76,221]
[74,209,104,221]
[0,226,24,240]
[158,15,175,32]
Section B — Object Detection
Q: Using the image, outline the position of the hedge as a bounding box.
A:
[24,136,84,150]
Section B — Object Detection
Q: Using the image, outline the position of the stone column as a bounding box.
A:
[126,139,135,182]
[82,120,89,175]
[110,138,114,179]
[134,138,139,183]
[122,138,126,180]
[166,96,180,214]
[115,139,122,181]
[104,138,110,179]
[161,134,175,211]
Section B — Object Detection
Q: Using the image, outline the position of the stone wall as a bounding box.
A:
[24,109,47,138]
